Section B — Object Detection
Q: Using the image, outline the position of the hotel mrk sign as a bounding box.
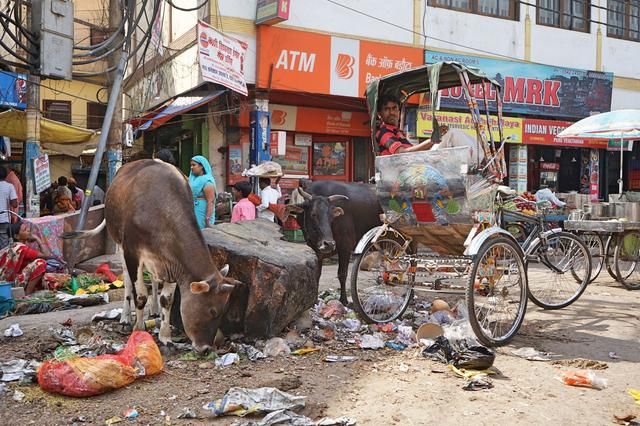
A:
[425,51,613,120]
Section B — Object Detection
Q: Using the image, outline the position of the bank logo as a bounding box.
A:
[335,54,355,79]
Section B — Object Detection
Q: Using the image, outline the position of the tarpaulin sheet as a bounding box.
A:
[0,109,99,157]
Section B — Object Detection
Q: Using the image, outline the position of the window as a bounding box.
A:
[428,0,519,20]
[87,102,107,130]
[90,27,111,45]
[608,0,640,41]
[43,100,71,125]
[537,0,589,32]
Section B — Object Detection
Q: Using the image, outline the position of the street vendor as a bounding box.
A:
[376,95,434,156]
[0,221,56,295]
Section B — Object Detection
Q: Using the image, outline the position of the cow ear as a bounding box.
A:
[332,206,344,218]
[220,264,229,277]
[190,281,210,294]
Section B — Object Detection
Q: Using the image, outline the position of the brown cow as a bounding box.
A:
[67,160,239,354]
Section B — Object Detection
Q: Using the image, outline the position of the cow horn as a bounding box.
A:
[298,188,313,200]
[328,195,349,202]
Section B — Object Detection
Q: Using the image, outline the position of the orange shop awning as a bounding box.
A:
[129,91,225,131]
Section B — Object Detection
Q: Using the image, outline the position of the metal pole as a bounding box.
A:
[69,48,128,269]
[619,134,624,195]
[24,74,41,218]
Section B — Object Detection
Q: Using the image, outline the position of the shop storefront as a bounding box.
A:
[240,25,423,194]
[424,50,615,200]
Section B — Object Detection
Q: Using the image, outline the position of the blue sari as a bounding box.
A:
[189,155,216,229]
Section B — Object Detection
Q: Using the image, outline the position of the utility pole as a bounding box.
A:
[25,7,41,218]
[106,0,124,188]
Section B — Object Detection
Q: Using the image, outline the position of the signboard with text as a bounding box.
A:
[522,118,608,149]
[256,0,290,25]
[425,51,613,120]
[0,71,27,109]
[257,26,422,97]
[197,20,248,95]
[33,154,51,194]
[417,109,523,143]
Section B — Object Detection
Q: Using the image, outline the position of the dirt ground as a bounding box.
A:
[1,263,639,426]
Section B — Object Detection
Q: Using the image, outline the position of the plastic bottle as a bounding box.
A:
[70,273,79,294]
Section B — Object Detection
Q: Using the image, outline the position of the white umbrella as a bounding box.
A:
[557,110,640,194]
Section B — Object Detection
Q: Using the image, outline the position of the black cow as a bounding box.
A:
[288,180,382,305]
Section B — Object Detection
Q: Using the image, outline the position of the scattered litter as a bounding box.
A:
[0,383,6,394]
[177,407,197,419]
[430,299,451,313]
[215,353,240,368]
[614,414,637,425]
[50,327,77,346]
[340,318,361,332]
[358,333,385,350]
[166,360,187,369]
[463,375,493,391]
[559,370,607,390]
[263,338,291,357]
[291,348,320,356]
[628,388,640,405]
[319,300,347,319]
[396,325,416,345]
[234,343,267,361]
[423,336,495,370]
[385,341,406,351]
[234,409,314,425]
[92,308,122,322]
[324,355,357,363]
[511,347,552,361]
[448,365,496,380]
[180,351,218,361]
[12,389,25,402]
[316,417,357,426]
[1,359,40,383]
[372,323,395,333]
[3,324,23,338]
[609,352,620,359]
[204,387,305,417]
[123,408,139,419]
[71,416,87,423]
[416,323,444,341]
[397,363,410,373]
[105,416,123,425]
[552,358,608,370]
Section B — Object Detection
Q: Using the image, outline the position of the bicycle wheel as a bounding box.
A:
[605,235,619,280]
[467,236,527,347]
[526,231,591,309]
[580,232,604,283]
[350,236,414,323]
[613,231,640,290]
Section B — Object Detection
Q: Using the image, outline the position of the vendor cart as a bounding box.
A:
[564,218,640,289]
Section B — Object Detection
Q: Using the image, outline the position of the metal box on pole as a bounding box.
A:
[31,0,74,80]
[249,110,272,165]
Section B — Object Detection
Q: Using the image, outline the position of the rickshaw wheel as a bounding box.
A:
[614,231,640,290]
[605,236,621,281]
[466,236,528,347]
[350,235,414,324]
[580,232,605,283]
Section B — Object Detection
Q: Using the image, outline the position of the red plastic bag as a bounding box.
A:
[38,331,163,397]
[95,263,118,282]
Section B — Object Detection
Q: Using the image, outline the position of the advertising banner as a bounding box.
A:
[523,118,608,149]
[0,71,27,110]
[425,51,613,120]
[417,109,523,143]
[257,26,422,97]
[197,20,248,95]
[256,0,290,25]
[33,154,51,194]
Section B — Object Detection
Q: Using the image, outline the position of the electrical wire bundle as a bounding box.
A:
[0,0,38,70]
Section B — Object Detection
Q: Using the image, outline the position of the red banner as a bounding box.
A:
[523,118,608,149]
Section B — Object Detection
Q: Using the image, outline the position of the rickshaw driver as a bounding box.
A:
[376,95,435,156]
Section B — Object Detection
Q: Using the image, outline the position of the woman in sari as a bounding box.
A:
[0,221,53,295]
[189,155,217,229]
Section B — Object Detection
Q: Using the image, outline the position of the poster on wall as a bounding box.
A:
[197,20,248,95]
[33,154,51,194]
[425,51,613,120]
[0,71,27,109]
[228,145,244,185]
[590,149,600,201]
[313,142,346,176]
[272,134,309,174]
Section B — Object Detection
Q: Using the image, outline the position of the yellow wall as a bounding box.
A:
[39,80,104,129]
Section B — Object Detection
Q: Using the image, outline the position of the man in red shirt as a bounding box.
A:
[376,95,434,156]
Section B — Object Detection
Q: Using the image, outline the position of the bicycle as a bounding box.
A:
[497,199,592,309]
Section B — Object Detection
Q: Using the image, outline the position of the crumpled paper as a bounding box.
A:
[50,327,77,345]
[358,333,385,350]
[511,347,552,361]
[233,343,267,361]
[233,409,314,426]
[204,387,305,417]
[1,359,40,383]
[215,353,240,368]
